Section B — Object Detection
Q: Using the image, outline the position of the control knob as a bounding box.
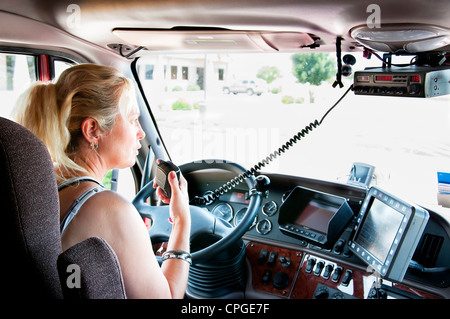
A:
[314,286,329,299]
[272,272,289,290]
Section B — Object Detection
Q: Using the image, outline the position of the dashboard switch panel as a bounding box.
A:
[246,242,302,298]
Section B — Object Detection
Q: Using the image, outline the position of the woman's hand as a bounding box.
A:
[153,161,190,225]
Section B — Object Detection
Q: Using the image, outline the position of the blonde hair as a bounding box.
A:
[14,64,133,180]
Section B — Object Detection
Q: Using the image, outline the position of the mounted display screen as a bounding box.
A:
[279,186,353,248]
[294,201,337,234]
[347,162,374,188]
[349,187,429,282]
[353,197,404,263]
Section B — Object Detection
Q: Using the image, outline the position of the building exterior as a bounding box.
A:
[136,54,229,111]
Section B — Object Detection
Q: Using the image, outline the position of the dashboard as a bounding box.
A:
[185,169,450,299]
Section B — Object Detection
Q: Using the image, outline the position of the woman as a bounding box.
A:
[14,64,191,299]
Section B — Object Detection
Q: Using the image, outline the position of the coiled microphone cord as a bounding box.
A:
[191,85,354,205]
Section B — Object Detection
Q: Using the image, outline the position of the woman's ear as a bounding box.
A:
[80,117,100,145]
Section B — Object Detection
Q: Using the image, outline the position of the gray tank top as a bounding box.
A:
[59,177,107,235]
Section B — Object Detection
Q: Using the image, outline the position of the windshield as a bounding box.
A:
[136,52,450,207]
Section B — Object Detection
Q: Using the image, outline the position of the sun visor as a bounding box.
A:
[112,29,316,52]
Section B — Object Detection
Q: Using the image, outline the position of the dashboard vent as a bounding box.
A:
[413,234,444,268]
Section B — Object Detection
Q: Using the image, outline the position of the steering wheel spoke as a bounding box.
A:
[140,206,172,242]
[213,217,234,238]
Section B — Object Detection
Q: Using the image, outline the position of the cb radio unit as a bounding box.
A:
[353,65,450,98]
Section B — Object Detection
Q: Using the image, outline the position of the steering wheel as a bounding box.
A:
[132,160,262,264]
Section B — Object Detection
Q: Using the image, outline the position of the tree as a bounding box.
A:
[291,53,335,86]
[256,66,280,84]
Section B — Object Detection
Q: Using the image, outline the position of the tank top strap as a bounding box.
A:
[58,176,105,191]
[59,177,107,235]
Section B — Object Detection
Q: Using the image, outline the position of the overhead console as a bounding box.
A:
[349,186,429,282]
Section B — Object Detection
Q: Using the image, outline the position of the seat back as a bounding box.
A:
[0,117,63,298]
[1,117,126,299]
[57,237,127,299]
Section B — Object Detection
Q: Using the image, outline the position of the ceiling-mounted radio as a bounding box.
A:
[353,66,450,98]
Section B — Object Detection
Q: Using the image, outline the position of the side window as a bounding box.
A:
[54,59,73,81]
[0,53,37,119]
[102,168,137,201]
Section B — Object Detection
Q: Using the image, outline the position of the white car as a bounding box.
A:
[223,80,265,95]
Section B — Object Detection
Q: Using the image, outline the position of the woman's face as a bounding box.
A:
[99,91,145,170]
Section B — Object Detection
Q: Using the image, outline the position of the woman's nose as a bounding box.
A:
[137,123,145,140]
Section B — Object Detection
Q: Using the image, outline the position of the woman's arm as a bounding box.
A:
[157,171,191,299]
[79,172,190,298]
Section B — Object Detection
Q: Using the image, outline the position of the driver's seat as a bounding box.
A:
[0,117,126,299]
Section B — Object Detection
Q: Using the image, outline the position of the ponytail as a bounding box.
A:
[14,64,132,180]
[14,82,72,168]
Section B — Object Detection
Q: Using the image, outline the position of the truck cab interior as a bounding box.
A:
[1,0,449,303]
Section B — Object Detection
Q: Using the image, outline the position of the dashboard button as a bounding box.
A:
[258,249,268,265]
[267,251,278,267]
[262,270,271,285]
[341,269,353,286]
[331,267,343,283]
[305,258,316,273]
[323,264,334,279]
[314,261,325,276]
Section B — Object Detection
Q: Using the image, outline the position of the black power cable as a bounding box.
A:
[332,37,344,88]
